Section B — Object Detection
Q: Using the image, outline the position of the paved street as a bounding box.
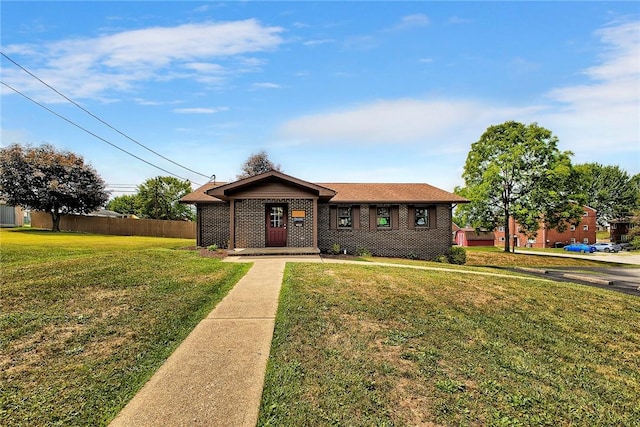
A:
[514,249,640,296]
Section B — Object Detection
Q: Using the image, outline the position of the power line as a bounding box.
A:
[1,80,202,187]
[1,51,211,179]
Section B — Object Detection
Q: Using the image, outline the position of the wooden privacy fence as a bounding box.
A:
[31,211,196,239]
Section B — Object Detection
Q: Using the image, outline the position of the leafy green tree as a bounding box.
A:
[136,176,194,220]
[456,121,585,252]
[106,194,139,216]
[237,150,281,180]
[574,163,640,226]
[0,144,109,231]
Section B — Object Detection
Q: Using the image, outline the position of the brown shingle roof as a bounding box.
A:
[180,175,468,205]
[179,181,227,203]
[319,183,468,204]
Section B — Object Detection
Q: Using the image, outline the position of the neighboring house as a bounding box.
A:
[180,171,468,259]
[89,209,128,218]
[610,218,636,244]
[0,201,24,227]
[493,206,597,248]
[454,228,495,247]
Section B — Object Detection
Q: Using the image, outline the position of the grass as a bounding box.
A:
[0,228,250,426]
[353,246,623,271]
[258,263,640,426]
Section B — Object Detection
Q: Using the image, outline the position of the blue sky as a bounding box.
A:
[2,1,639,198]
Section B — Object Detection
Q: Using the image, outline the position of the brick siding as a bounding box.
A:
[318,204,452,260]
[198,200,453,259]
[199,199,315,249]
[197,204,229,248]
[234,198,314,248]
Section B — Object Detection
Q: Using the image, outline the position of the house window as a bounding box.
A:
[270,206,284,228]
[338,207,352,228]
[583,238,589,244]
[415,208,429,227]
[571,238,576,243]
[583,211,588,217]
[499,237,505,242]
[570,225,576,231]
[498,226,505,232]
[377,207,391,228]
[583,225,588,231]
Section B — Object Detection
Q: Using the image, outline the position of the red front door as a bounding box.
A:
[266,205,287,247]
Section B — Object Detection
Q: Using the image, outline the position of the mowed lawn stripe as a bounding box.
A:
[1,229,249,426]
[259,263,640,426]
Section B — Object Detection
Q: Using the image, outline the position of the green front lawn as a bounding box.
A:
[0,229,249,426]
[259,263,640,426]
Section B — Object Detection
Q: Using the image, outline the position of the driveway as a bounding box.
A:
[514,249,640,265]
[513,249,640,296]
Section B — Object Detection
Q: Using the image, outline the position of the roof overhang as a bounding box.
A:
[207,170,337,201]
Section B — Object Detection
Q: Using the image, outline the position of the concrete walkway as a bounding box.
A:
[111,252,626,426]
[109,257,301,427]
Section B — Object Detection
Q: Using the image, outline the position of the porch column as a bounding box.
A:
[312,197,318,250]
[229,198,235,250]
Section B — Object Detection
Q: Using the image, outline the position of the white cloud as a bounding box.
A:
[303,38,336,47]
[279,20,639,164]
[2,20,283,102]
[173,107,229,114]
[252,82,281,89]
[388,14,430,31]
[541,20,640,152]
[278,98,533,148]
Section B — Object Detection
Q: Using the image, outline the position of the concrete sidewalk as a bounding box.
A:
[109,258,293,427]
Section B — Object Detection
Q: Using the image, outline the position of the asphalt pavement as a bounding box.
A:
[514,249,640,295]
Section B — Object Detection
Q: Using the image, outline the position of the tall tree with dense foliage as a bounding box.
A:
[574,163,640,226]
[106,194,139,216]
[456,121,585,252]
[136,176,194,220]
[0,144,109,231]
[237,150,281,179]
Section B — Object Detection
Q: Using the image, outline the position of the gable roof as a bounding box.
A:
[208,170,336,201]
[179,172,468,204]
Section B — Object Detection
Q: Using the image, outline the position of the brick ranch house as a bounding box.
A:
[493,206,597,248]
[180,171,468,259]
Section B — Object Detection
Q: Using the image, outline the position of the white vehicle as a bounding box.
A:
[591,242,622,253]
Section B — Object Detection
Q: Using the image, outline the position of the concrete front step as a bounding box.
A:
[228,247,320,256]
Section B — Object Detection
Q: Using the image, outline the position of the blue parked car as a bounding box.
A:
[563,243,596,253]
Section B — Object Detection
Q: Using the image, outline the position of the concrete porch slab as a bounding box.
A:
[228,247,320,256]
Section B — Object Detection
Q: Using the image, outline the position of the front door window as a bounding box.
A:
[270,206,284,228]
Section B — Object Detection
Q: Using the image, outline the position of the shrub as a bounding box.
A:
[446,246,467,265]
[330,243,341,255]
[631,236,640,251]
[434,254,448,263]
[207,244,219,251]
[407,252,419,260]
[356,247,372,257]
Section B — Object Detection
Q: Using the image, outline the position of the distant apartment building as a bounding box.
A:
[494,206,597,248]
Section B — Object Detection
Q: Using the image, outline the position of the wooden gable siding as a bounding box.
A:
[228,181,317,199]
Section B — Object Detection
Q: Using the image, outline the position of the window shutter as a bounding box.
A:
[369,205,377,229]
[429,206,437,228]
[330,206,337,230]
[353,205,360,230]
[407,205,415,230]
[391,206,399,230]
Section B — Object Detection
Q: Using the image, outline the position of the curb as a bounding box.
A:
[513,267,614,286]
